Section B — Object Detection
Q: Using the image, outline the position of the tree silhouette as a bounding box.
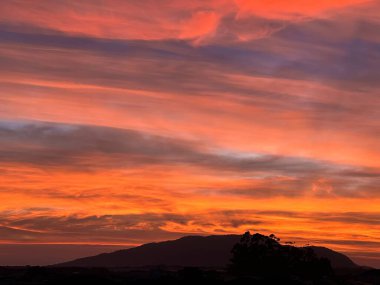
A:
[229,232,333,280]
[269,233,280,242]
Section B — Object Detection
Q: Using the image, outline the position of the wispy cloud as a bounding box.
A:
[0,0,372,43]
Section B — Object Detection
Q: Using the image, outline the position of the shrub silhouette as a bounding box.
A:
[229,231,333,279]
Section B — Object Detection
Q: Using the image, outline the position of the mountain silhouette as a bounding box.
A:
[307,246,357,269]
[56,234,358,269]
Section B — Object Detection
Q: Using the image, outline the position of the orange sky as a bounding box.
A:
[0,0,379,267]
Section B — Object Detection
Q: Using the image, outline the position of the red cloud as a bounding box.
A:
[179,11,220,43]
[0,0,371,42]
[235,0,370,20]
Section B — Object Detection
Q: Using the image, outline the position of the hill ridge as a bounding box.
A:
[55,234,358,269]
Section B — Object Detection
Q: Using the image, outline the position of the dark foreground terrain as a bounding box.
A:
[0,233,378,284]
[0,266,379,285]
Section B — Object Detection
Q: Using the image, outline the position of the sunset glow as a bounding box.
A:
[0,0,379,267]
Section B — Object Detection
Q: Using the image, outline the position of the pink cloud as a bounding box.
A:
[0,0,373,43]
[179,11,220,43]
[235,0,371,20]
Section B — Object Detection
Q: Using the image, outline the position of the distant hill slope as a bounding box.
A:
[56,234,358,269]
[56,235,240,268]
[308,246,357,269]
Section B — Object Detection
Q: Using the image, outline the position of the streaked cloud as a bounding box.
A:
[0,120,378,199]
[0,0,373,43]
[0,210,378,262]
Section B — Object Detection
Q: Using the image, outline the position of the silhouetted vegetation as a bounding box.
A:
[229,231,334,281]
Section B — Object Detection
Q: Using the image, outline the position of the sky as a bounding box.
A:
[0,0,379,267]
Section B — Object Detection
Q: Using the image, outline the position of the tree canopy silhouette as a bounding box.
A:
[229,232,333,279]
